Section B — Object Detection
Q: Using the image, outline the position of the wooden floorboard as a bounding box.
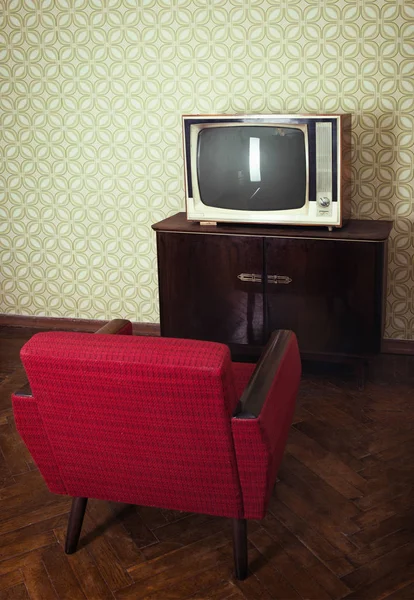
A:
[1,326,414,599]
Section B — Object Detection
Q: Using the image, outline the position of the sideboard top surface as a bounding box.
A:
[152,212,393,242]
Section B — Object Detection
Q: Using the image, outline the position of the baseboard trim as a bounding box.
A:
[381,338,414,356]
[1,314,412,355]
[0,314,160,337]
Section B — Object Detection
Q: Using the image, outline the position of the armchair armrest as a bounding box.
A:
[94,319,132,335]
[231,329,301,519]
[13,389,32,397]
[233,330,295,419]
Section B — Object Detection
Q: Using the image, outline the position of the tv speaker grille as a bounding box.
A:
[315,122,332,194]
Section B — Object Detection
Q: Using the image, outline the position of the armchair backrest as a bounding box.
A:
[14,332,244,518]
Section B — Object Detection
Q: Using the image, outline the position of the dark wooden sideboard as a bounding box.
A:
[152,213,393,362]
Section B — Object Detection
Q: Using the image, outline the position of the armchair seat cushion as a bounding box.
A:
[232,362,256,398]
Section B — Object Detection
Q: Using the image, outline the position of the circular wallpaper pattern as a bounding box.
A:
[0,0,413,338]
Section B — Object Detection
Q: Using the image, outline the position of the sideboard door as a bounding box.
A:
[264,237,384,355]
[157,232,264,346]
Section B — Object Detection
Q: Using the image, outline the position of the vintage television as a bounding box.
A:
[182,114,352,229]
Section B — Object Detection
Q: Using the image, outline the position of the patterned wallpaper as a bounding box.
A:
[0,1,413,339]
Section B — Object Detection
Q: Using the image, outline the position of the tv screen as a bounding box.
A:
[197,125,307,211]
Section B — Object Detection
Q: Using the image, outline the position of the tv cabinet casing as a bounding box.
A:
[152,213,392,361]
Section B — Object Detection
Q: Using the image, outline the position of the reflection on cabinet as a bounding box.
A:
[153,213,392,361]
[265,238,385,356]
[155,233,264,347]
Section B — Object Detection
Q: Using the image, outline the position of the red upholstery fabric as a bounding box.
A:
[232,362,256,398]
[13,329,300,522]
[113,321,133,335]
[12,396,65,493]
[231,335,301,519]
[14,332,243,518]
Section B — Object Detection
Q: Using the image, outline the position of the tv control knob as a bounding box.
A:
[319,196,331,207]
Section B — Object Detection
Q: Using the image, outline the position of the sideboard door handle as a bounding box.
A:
[267,275,293,284]
[237,273,263,283]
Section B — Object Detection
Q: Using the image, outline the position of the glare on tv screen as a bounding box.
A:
[197,126,307,211]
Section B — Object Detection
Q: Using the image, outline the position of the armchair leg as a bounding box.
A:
[232,518,248,580]
[65,497,88,554]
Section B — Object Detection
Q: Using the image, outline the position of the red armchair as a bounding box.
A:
[12,319,301,580]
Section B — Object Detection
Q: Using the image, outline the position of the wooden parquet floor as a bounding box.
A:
[1,326,414,599]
